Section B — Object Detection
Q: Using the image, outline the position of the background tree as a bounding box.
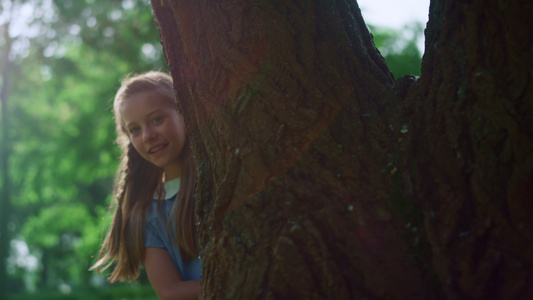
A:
[0,8,14,296]
[151,0,532,299]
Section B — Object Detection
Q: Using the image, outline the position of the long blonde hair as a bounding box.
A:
[90,71,198,282]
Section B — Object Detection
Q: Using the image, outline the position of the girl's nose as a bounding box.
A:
[143,128,157,142]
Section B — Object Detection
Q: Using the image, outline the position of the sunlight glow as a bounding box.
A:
[10,240,38,272]
[358,0,430,52]
[358,0,430,28]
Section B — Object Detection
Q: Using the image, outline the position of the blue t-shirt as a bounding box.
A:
[143,178,201,281]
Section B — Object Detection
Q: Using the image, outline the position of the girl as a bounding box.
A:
[91,71,201,300]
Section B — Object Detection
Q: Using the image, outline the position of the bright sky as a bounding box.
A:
[357,0,430,28]
[2,0,432,59]
[4,0,431,36]
[358,0,430,53]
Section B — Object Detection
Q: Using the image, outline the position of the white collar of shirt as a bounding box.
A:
[163,177,181,200]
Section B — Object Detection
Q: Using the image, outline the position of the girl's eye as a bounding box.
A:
[152,116,163,124]
[129,127,140,134]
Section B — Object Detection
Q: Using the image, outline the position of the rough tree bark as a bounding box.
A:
[150,0,532,299]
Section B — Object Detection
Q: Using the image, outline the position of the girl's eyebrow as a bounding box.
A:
[146,108,166,117]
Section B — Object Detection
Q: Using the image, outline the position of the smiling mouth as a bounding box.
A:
[149,144,167,154]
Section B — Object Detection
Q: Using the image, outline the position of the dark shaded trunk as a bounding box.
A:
[39,248,49,289]
[150,0,533,298]
[401,0,533,298]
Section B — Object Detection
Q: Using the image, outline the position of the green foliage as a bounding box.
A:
[2,0,168,294]
[22,204,91,248]
[7,284,158,300]
[369,22,424,78]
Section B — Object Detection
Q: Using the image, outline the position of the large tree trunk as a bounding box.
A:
[405,0,533,298]
[150,0,533,299]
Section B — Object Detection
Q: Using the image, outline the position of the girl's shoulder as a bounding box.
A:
[145,197,177,223]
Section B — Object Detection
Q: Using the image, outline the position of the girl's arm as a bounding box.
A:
[144,247,200,300]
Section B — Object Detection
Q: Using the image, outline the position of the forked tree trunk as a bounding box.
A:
[150,0,533,299]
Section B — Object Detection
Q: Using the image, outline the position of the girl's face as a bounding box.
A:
[120,91,186,180]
